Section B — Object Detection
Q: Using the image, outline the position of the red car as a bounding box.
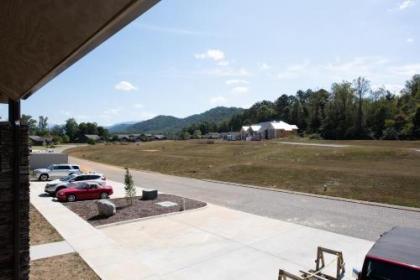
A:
[56,182,113,202]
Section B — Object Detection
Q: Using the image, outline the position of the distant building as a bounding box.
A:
[205,132,221,139]
[29,135,46,146]
[80,134,102,143]
[154,134,166,140]
[240,121,298,140]
[222,132,241,141]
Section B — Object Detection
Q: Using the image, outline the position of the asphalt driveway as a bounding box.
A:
[70,156,420,241]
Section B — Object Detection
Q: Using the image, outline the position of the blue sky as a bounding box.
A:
[1,0,419,126]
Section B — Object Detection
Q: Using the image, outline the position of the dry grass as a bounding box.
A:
[30,204,63,246]
[67,139,420,208]
[30,253,100,280]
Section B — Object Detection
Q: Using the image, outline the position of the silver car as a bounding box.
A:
[33,164,81,181]
[44,173,106,196]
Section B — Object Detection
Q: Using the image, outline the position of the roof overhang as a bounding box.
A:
[0,0,160,103]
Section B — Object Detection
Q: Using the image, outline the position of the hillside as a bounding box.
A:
[109,107,243,133]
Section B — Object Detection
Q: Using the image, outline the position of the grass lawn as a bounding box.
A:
[30,204,63,246]
[67,139,420,208]
[30,253,100,280]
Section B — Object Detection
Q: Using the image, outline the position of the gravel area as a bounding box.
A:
[63,194,206,226]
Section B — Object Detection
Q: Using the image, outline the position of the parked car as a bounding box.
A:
[56,181,113,202]
[44,173,106,196]
[354,226,420,280]
[33,164,81,181]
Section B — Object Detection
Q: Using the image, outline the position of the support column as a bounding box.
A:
[9,99,21,280]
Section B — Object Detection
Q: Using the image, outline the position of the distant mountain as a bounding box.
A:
[107,121,138,133]
[109,107,243,134]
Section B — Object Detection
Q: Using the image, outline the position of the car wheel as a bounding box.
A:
[39,174,49,181]
[100,192,109,199]
[54,188,64,197]
[67,194,76,202]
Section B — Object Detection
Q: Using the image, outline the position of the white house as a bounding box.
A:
[240,121,298,140]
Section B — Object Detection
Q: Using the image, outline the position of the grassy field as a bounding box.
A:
[67,139,420,208]
[30,253,100,280]
[30,204,63,246]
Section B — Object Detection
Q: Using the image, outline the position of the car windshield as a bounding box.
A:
[47,165,54,170]
[365,259,420,279]
[60,174,77,181]
[74,182,89,189]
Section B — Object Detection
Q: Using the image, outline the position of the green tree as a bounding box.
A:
[37,116,49,136]
[65,118,79,142]
[21,114,37,135]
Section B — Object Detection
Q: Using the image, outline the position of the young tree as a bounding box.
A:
[37,115,49,136]
[353,77,371,137]
[124,168,136,205]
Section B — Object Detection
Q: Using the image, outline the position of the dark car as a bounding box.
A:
[355,227,420,280]
[56,182,113,202]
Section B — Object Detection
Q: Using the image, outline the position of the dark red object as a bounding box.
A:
[56,182,113,202]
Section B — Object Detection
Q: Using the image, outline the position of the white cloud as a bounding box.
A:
[259,63,271,71]
[217,60,230,66]
[231,86,249,95]
[399,0,414,10]
[388,63,420,76]
[133,103,144,109]
[225,79,249,85]
[209,96,228,105]
[114,81,137,91]
[277,61,311,79]
[407,38,415,43]
[104,107,122,116]
[205,67,251,77]
[195,49,225,61]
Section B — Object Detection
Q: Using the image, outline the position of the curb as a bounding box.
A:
[201,179,420,213]
[95,204,208,229]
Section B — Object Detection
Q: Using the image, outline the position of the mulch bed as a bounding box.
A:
[63,194,206,226]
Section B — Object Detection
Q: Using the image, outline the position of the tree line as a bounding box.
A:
[22,116,110,144]
[183,75,420,140]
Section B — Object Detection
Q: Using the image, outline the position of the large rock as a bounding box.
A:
[96,199,116,217]
[142,189,158,200]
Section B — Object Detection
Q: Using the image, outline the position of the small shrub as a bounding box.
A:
[309,133,322,140]
[124,168,136,205]
[87,139,96,145]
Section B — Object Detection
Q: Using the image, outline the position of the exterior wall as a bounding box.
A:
[0,122,30,279]
[29,153,68,170]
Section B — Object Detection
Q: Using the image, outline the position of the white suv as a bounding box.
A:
[44,173,106,196]
[34,164,81,181]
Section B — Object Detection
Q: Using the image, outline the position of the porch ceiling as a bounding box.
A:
[0,0,159,103]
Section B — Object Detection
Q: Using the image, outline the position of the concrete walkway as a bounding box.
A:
[30,180,372,280]
[31,241,74,261]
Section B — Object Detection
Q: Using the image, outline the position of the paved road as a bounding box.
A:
[70,156,420,241]
[278,141,350,148]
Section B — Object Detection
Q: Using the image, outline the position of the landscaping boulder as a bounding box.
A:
[96,199,116,217]
[142,189,158,200]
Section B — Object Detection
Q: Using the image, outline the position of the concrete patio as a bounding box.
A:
[30,180,373,280]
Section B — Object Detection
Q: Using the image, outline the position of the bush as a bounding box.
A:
[308,133,322,140]
[87,139,96,145]
[382,128,399,140]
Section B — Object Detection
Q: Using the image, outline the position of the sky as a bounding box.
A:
[1,0,419,126]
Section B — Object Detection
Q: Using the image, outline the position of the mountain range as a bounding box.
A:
[108,106,243,134]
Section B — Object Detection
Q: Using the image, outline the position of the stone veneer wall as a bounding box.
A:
[0,123,30,279]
